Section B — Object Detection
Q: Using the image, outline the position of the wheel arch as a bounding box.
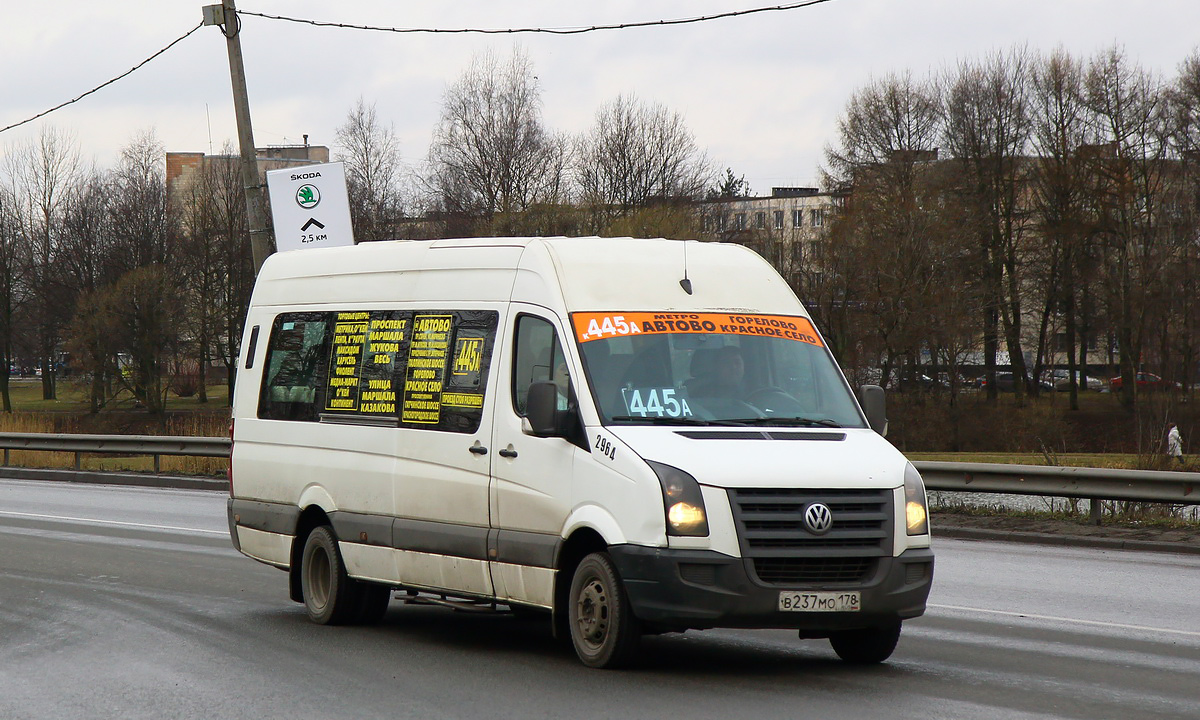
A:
[551,527,609,639]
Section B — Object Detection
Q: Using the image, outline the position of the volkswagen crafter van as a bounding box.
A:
[228,236,933,668]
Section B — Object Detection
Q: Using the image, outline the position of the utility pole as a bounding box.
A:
[203,0,273,274]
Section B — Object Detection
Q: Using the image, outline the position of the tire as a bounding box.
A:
[356,582,391,625]
[568,552,641,669]
[828,621,902,664]
[300,525,362,625]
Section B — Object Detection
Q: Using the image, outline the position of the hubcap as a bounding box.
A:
[309,546,331,609]
[575,577,610,648]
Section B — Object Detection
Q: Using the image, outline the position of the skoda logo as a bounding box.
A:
[804,503,834,535]
[296,184,320,209]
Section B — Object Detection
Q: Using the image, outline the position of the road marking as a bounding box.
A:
[0,509,226,536]
[931,603,1200,638]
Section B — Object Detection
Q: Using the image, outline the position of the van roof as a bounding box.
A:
[251,237,807,317]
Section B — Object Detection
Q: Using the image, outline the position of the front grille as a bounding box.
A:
[728,487,893,586]
[755,557,877,584]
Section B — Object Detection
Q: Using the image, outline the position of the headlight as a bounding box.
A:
[647,461,709,537]
[904,462,929,536]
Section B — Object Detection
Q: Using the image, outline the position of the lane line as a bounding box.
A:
[930,602,1200,639]
[0,509,226,536]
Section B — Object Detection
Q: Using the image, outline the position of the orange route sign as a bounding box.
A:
[571,311,824,347]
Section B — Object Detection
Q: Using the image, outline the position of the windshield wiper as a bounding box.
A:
[608,416,748,426]
[723,417,843,428]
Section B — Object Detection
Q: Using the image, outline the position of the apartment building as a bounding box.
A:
[166,139,330,214]
[698,187,840,286]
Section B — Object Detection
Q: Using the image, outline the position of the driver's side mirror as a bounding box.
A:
[525,381,563,436]
[859,384,887,436]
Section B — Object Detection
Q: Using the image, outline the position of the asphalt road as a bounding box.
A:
[1,478,1197,720]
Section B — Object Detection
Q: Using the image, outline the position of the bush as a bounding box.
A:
[170,372,202,398]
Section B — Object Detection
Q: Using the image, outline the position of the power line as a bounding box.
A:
[0,2,838,137]
[239,1,836,36]
[0,23,204,137]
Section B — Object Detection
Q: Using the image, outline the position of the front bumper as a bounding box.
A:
[609,545,933,633]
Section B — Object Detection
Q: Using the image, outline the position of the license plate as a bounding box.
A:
[778,591,860,612]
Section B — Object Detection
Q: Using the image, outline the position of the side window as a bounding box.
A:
[512,315,569,415]
[258,313,331,421]
[317,309,498,434]
[244,325,260,370]
[402,310,498,433]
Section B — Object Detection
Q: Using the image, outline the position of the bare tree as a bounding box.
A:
[212,144,254,402]
[1083,47,1172,409]
[426,48,566,227]
[68,266,182,414]
[171,141,253,405]
[109,131,175,272]
[336,97,405,242]
[943,48,1036,401]
[1029,48,1095,409]
[820,71,954,389]
[1167,51,1200,396]
[0,184,31,411]
[62,131,184,413]
[176,159,225,405]
[575,94,713,224]
[3,126,80,400]
[58,168,120,411]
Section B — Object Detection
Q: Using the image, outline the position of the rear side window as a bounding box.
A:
[257,309,498,433]
[259,313,331,421]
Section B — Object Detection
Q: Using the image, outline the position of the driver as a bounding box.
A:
[691,346,745,399]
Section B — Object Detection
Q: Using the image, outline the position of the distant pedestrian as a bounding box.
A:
[1167,422,1184,464]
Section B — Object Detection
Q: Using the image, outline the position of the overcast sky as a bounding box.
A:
[2,1,1198,195]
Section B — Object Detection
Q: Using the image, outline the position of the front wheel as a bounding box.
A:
[568,553,641,668]
[828,621,902,664]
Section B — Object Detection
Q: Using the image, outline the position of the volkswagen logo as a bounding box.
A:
[804,503,834,535]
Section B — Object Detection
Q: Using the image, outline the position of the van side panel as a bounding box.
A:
[340,545,494,597]
[235,419,395,519]
[235,526,292,567]
[490,563,556,608]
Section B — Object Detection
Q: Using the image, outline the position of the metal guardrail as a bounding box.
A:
[0,432,230,473]
[1,432,1197,511]
[915,460,1200,525]
[914,461,1200,505]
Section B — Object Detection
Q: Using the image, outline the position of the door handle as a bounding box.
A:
[469,444,488,455]
[498,446,518,459]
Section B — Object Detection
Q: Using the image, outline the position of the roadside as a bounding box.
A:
[932,509,1200,555]
[9,465,1200,556]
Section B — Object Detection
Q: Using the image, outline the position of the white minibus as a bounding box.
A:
[228,236,933,668]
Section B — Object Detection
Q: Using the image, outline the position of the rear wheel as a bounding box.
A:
[301,525,361,625]
[568,552,641,669]
[356,582,391,625]
[828,621,902,664]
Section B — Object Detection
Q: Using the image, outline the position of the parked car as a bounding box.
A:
[977,372,1053,392]
[1109,372,1177,392]
[854,368,941,392]
[1048,370,1103,391]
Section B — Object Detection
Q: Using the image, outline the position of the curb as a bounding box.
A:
[1,466,226,492]
[936,526,1200,556]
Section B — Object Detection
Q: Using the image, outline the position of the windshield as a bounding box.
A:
[572,312,865,428]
